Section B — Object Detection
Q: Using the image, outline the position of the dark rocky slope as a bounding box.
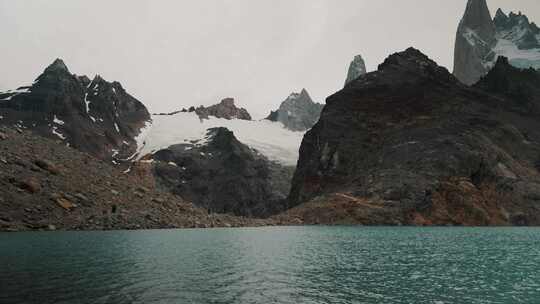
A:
[0,59,150,162]
[147,127,294,218]
[266,89,324,132]
[0,126,271,231]
[285,48,540,226]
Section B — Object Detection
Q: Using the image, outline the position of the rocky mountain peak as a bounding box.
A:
[266,89,324,132]
[453,0,498,85]
[44,58,70,74]
[494,9,540,50]
[150,126,292,217]
[92,74,104,82]
[475,55,540,115]
[194,98,252,121]
[344,54,367,86]
[495,8,506,19]
[0,59,151,162]
[289,48,540,226]
[376,48,452,81]
[219,97,235,108]
[379,48,436,69]
[461,0,496,39]
[286,89,313,105]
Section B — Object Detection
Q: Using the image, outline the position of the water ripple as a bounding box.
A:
[1,227,540,303]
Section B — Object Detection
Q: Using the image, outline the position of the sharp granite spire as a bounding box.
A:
[453,0,497,85]
[344,55,367,87]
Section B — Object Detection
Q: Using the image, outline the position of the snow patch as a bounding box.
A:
[137,112,304,166]
[53,115,65,125]
[462,27,489,47]
[493,39,540,69]
[0,87,31,101]
[51,126,66,140]
[127,120,153,160]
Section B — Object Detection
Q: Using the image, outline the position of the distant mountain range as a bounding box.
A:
[454,0,540,85]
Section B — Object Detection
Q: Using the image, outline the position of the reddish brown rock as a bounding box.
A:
[19,178,41,194]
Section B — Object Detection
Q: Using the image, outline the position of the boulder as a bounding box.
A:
[35,159,60,175]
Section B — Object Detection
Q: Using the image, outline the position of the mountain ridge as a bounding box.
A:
[0,59,151,162]
[286,47,540,226]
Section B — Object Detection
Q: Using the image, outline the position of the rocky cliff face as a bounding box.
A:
[453,0,497,85]
[266,89,324,132]
[453,0,540,85]
[344,55,367,86]
[288,48,540,226]
[0,59,151,162]
[147,127,294,218]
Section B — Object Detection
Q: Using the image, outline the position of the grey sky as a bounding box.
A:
[1,0,539,118]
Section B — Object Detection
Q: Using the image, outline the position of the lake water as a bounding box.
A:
[1,227,540,304]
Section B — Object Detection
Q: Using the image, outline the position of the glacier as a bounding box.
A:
[135,112,305,166]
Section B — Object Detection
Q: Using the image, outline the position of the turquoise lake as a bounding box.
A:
[1,227,540,304]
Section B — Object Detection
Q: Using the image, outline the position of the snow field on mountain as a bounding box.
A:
[137,112,305,166]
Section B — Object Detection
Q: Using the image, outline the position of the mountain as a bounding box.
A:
[156,98,252,121]
[0,125,271,231]
[137,111,303,166]
[285,48,540,226]
[147,127,294,217]
[344,55,367,86]
[494,10,540,50]
[453,0,540,85]
[194,98,252,120]
[265,89,324,132]
[0,59,151,162]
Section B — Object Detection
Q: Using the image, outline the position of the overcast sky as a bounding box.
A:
[1,0,539,118]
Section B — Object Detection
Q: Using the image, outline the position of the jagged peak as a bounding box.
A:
[378,47,438,71]
[459,0,495,40]
[495,8,507,19]
[219,97,236,107]
[92,74,105,82]
[44,58,70,74]
[506,10,533,24]
[494,56,510,66]
[487,56,539,75]
[344,54,367,86]
[285,89,313,104]
[352,54,364,61]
